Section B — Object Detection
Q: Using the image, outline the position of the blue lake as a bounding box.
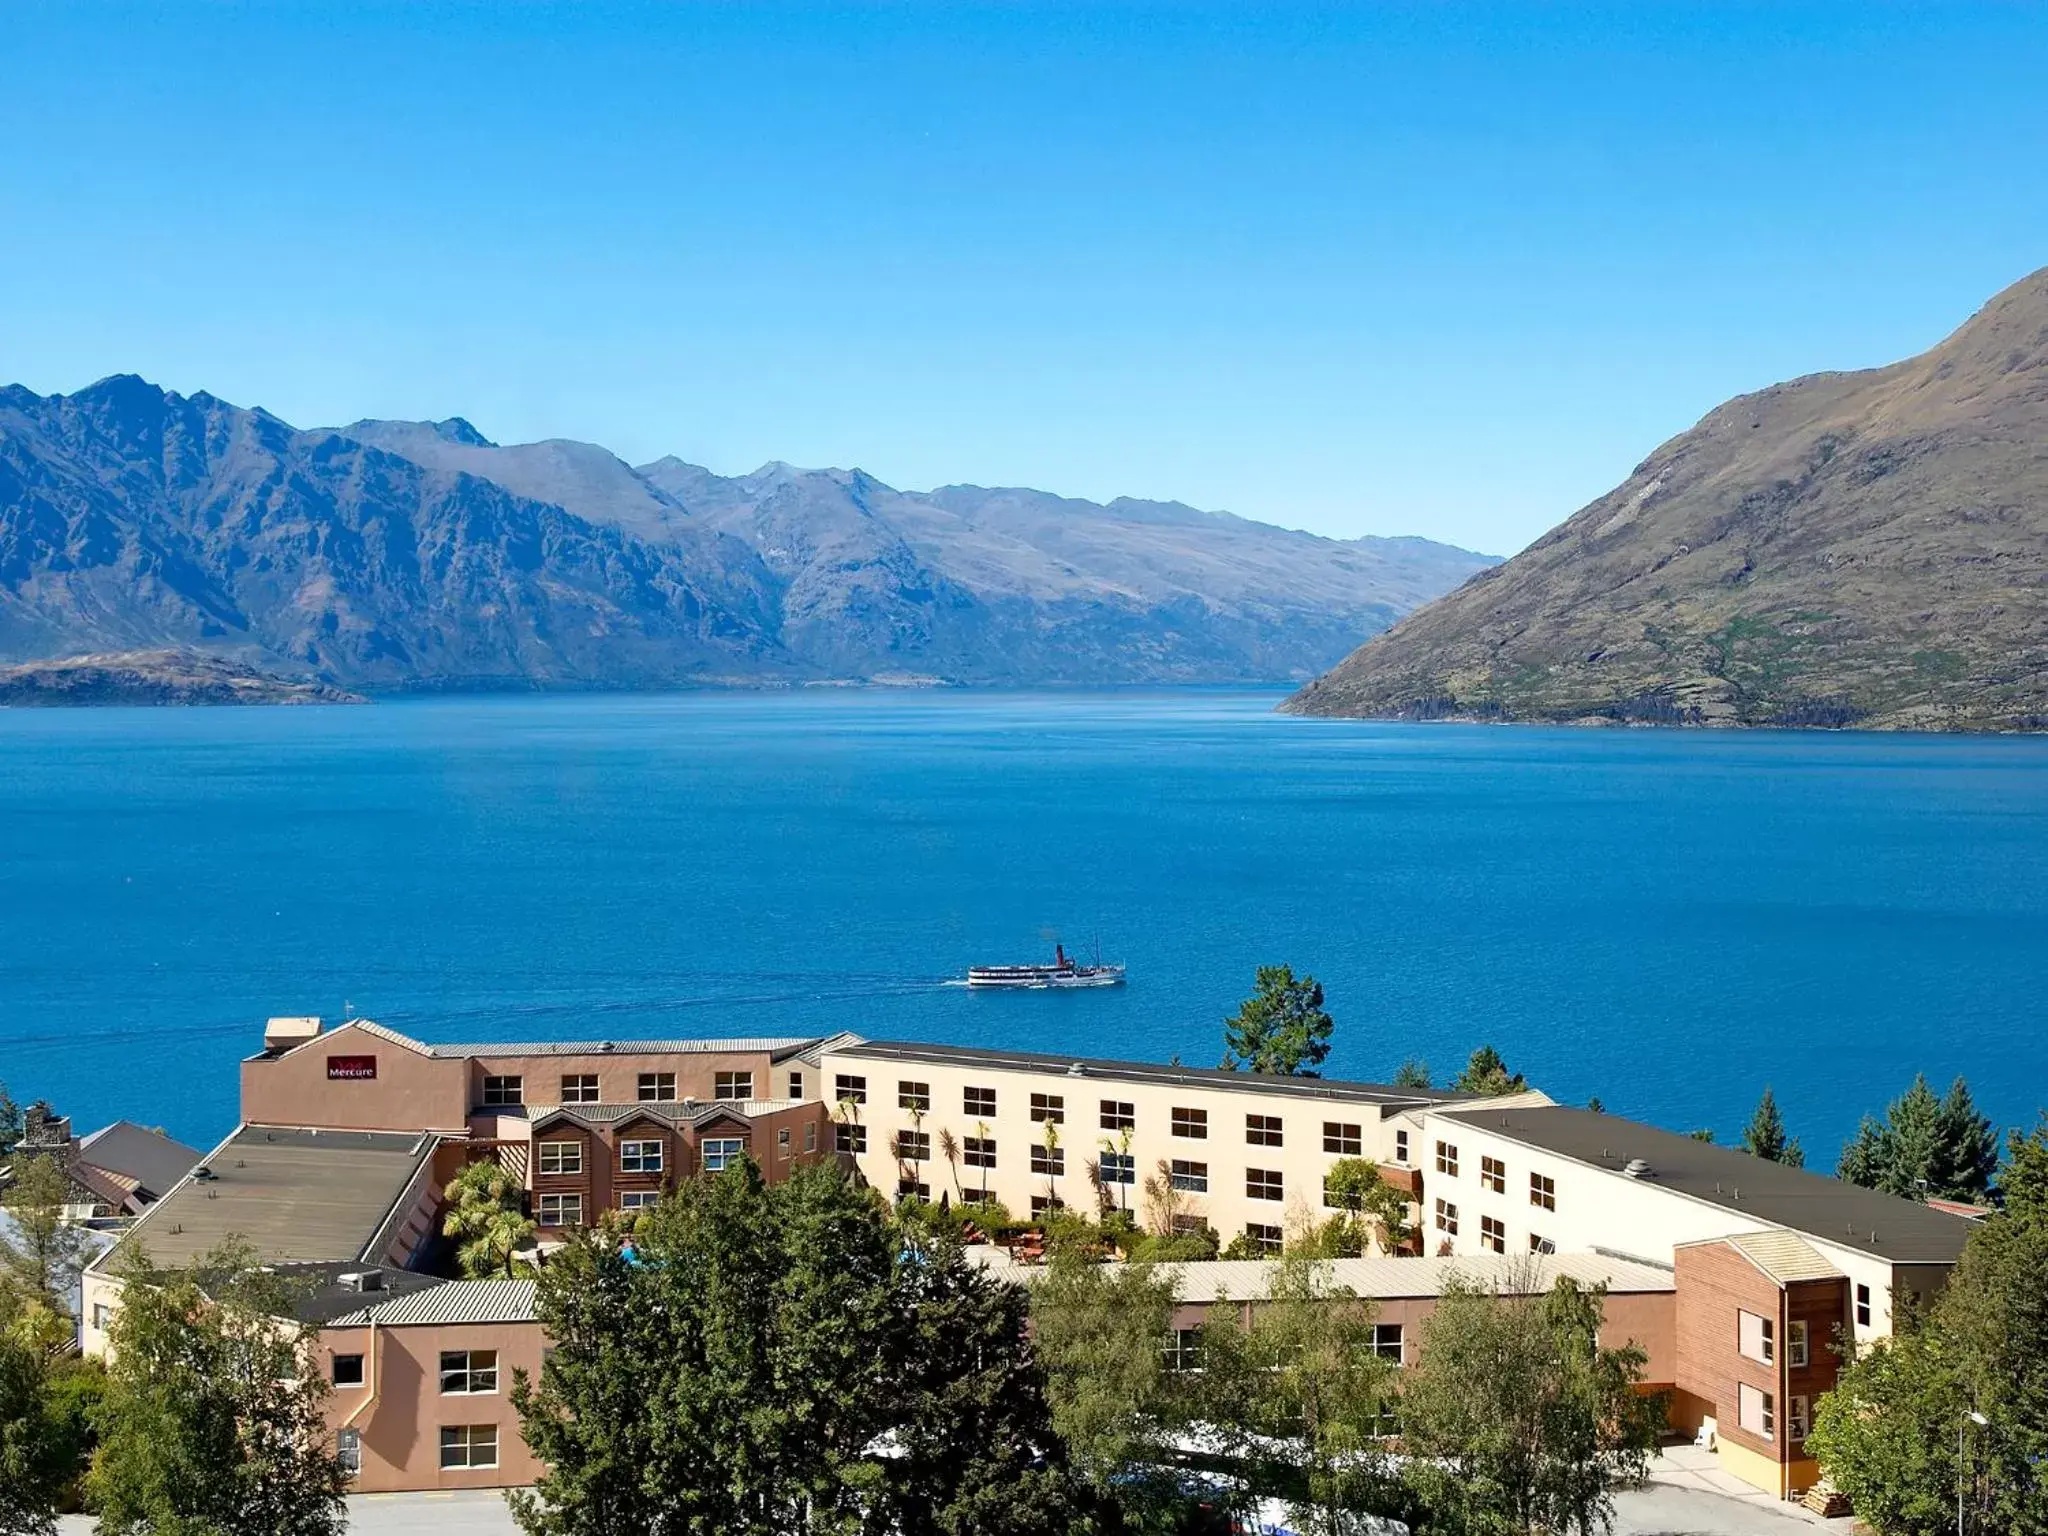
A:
[2,690,2044,1162]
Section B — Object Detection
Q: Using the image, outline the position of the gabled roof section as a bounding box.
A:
[794,1031,867,1067]
[528,1100,800,1132]
[327,1278,536,1328]
[77,1121,202,1200]
[255,1017,435,1063]
[1703,1231,1844,1285]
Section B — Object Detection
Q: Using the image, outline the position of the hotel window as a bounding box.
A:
[560,1073,600,1104]
[331,1353,365,1388]
[1480,1215,1506,1253]
[1434,1141,1459,1177]
[1030,1194,1065,1217]
[898,1177,930,1202]
[1100,1151,1135,1185]
[1855,1283,1872,1328]
[639,1072,677,1102]
[1372,1322,1404,1363]
[804,1121,817,1152]
[1169,1214,1208,1238]
[537,1140,582,1176]
[440,1425,499,1470]
[1171,1107,1208,1140]
[835,1073,868,1105]
[619,1190,660,1212]
[1031,1143,1066,1177]
[1434,1198,1459,1236]
[538,1193,583,1227]
[1164,1328,1203,1372]
[1529,1233,1556,1255]
[1394,1129,1411,1164]
[1738,1383,1775,1441]
[1246,1168,1284,1202]
[1246,1113,1284,1147]
[1245,1222,1283,1256]
[898,1081,931,1112]
[715,1071,754,1102]
[481,1075,523,1107]
[962,1187,991,1205]
[1787,1395,1810,1442]
[337,1427,362,1476]
[787,1070,804,1100]
[619,1139,663,1175]
[1323,1121,1363,1156]
[895,1130,931,1162]
[964,1085,998,1117]
[777,1128,792,1160]
[1169,1159,1209,1193]
[964,1136,997,1170]
[440,1349,500,1395]
[1739,1310,1775,1366]
[1031,1092,1065,1124]
[1101,1099,1135,1131]
[1480,1155,1507,1194]
[702,1137,745,1172]
[837,1123,867,1155]
[92,1304,111,1332]
[1529,1172,1556,1211]
[1787,1320,1810,1368]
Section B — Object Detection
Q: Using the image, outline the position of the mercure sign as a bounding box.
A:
[327,1055,378,1081]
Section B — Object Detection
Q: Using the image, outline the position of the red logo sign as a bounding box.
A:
[326,1055,378,1081]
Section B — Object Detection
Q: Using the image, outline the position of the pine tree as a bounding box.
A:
[1452,1046,1527,1097]
[1221,966,1334,1077]
[1741,1087,1805,1167]
[1838,1113,1891,1189]
[2003,1114,2048,1224]
[1393,1058,1433,1090]
[1932,1078,1999,1202]
[0,1157,93,1314]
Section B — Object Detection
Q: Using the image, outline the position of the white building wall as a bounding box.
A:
[817,1048,1426,1247]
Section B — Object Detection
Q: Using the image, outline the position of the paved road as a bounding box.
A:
[61,1479,1841,1535]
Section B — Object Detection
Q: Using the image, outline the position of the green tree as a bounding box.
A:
[0,1157,93,1315]
[1741,1086,1805,1168]
[0,1084,22,1157]
[1031,1250,1187,1528]
[0,1291,70,1536]
[1221,965,1333,1077]
[1838,1075,1999,1202]
[1452,1045,1527,1097]
[1392,1058,1433,1090]
[1400,1272,1662,1536]
[1810,1192,2048,1535]
[1195,1256,1403,1536]
[442,1157,536,1278]
[2002,1113,2048,1222]
[91,1242,347,1536]
[1301,1158,1410,1256]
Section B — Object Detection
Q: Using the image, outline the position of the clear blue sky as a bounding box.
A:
[3,3,2044,555]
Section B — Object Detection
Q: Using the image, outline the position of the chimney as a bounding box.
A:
[21,1103,72,1151]
[264,1016,323,1053]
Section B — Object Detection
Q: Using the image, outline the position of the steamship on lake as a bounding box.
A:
[967,943,1126,990]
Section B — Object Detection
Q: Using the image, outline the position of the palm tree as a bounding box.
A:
[937,1126,962,1202]
[442,1158,536,1278]
[1041,1118,1062,1210]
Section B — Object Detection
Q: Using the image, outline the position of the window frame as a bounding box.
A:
[963,1135,997,1170]
[331,1353,365,1388]
[537,1191,583,1227]
[1434,1197,1459,1236]
[1164,1328,1203,1372]
[439,1424,499,1471]
[1394,1129,1411,1164]
[836,1123,868,1155]
[559,1073,600,1104]
[714,1070,754,1102]
[835,1073,868,1105]
[1169,1158,1209,1193]
[537,1139,583,1176]
[1372,1322,1404,1363]
[1738,1382,1775,1442]
[1246,1167,1284,1202]
[1244,1222,1283,1256]
[1434,1140,1459,1177]
[894,1129,931,1163]
[787,1070,804,1100]
[638,1072,677,1103]
[963,1085,998,1118]
[1100,1150,1136,1185]
[619,1190,660,1212]
[701,1137,745,1172]
[1787,1319,1810,1368]
[1855,1282,1873,1328]
[1480,1155,1507,1194]
[898,1080,931,1112]
[1030,1092,1065,1124]
[1246,1113,1284,1147]
[1030,1142,1066,1177]
[1171,1106,1209,1140]
[1529,1171,1556,1211]
[619,1138,664,1176]
[439,1348,500,1396]
[481,1075,523,1107]
[1479,1214,1506,1253]
[1323,1121,1363,1156]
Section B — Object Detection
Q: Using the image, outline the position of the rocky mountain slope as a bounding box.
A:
[0,375,1494,690]
[0,649,365,705]
[1287,267,2048,731]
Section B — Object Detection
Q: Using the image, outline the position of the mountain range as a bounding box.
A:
[0,378,1495,691]
[1289,266,2048,732]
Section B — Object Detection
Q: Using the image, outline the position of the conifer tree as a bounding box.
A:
[1838,1075,1997,1202]
[2003,1114,2048,1223]
[1392,1058,1432,1090]
[1933,1077,1999,1202]
[1741,1086,1805,1167]
[0,1158,92,1314]
[1453,1046,1526,1097]
[1221,966,1333,1077]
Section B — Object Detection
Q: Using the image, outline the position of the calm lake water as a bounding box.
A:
[2,690,2044,1162]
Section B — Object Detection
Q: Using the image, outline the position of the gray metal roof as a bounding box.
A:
[528,1101,789,1129]
[1440,1105,1974,1266]
[831,1039,1461,1110]
[327,1278,537,1328]
[105,1126,441,1269]
[424,1036,823,1061]
[76,1121,202,1202]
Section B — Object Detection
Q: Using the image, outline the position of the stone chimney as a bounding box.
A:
[20,1101,73,1151]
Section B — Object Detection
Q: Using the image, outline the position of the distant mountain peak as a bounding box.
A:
[432,417,494,447]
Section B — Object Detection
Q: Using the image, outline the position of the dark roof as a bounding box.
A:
[326,1278,537,1328]
[77,1121,202,1202]
[835,1039,1458,1111]
[276,1263,451,1324]
[105,1126,441,1269]
[1441,1106,1974,1265]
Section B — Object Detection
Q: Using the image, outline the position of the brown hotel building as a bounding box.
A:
[83,1015,1974,1501]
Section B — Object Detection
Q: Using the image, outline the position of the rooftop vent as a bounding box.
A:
[1621,1158,1653,1179]
[339,1270,385,1293]
[264,1015,323,1051]
[192,1165,215,1182]
[1067,1062,1086,1077]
